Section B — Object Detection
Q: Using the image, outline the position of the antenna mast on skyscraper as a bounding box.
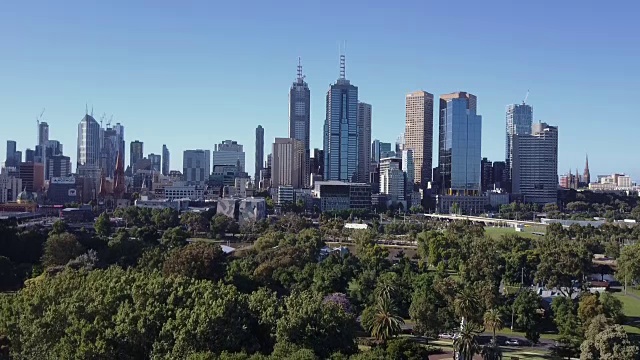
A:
[297,57,305,82]
[339,41,346,80]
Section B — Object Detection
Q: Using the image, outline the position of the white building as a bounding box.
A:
[379,157,405,204]
[183,150,210,187]
[0,174,22,203]
[512,122,558,204]
[212,140,245,172]
[163,181,204,201]
[276,185,295,206]
[135,198,189,211]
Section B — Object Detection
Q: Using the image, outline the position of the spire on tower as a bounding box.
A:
[585,154,589,171]
[297,57,304,83]
[339,54,346,80]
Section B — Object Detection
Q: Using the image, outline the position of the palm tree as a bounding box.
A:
[368,296,404,344]
[455,288,481,328]
[480,343,503,360]
[453,321,483,360]
[483,309,504,344]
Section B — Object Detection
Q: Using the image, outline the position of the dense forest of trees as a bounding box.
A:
[0,207,639,359]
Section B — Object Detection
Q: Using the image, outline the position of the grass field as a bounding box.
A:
[484,226,545,240]
[614,292,640,335]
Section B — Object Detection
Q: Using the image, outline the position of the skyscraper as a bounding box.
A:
[405,91,434,186]
[438,92,482,195]
[148,154,161,172]
[162,144,170,175]
[38,122,49,146]
[481,157,493,192]
[512,122,558,204]
[323,54,358,182]
[113,123,125,164]
[212,140,245,172]
[402,149,415,189]
[255,125,264,184]
[130,140,144,171]
[357,102,372,183]
[379,157,405,203]
[271,138,305,189]
[77,114,101,169]
[101,127,119,177]
[183,149,211,187]
[505,103,533,179]
[289,59,311,186]
[5,140,17,168]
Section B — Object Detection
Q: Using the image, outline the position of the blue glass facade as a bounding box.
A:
[323,79,359,182]
[438,93,482,194]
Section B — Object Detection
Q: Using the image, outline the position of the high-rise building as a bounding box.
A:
[323,54,358,182]
[148,154,161,172]
[14,151,22,166]
[113,123,125,164]
[512,122,558,204]
[379,157,405,203]
[25,149,35,163]
[101,127,119,177]
[371,141,393,163]
[481,157,493,192]
[162,144,170,175]
[405,90,434,186]
[183,150,211,187]
[583,154,591,185]
[356,102,372,183]
[289,59,311,186]
[506,103,533,179]
[271,138,305,189]
[312,148,324,176]
[5,140,17,168]
[492,161,507,190]
[438,92,482,195]
[212,140,245,172]
[19,162,45,193]
[401,149,415,189]
[130,141,144,171]
[77,114,101,169]
[38,122,49,146]
[47,155,72,179]
[255,125,264,183]
[395,133,405,154]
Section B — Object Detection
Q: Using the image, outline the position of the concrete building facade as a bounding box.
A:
[271,138,305,189]
[512,122,558,204]
[357,102,372,183]
[405,91,434,186]
[182,149,211,187]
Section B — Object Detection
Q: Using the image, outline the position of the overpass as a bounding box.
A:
[421,213,546,228]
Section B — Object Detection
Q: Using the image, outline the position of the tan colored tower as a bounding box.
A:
[272,138,305,189]
[404,90,434,186]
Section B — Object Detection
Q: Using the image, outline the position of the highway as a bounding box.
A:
[421,213,546,227]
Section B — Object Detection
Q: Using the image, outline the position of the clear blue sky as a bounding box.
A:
[1,1,639,179]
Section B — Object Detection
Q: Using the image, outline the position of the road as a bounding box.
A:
[421,213,545,227]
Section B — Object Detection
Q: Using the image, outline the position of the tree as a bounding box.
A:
[551,296,580,338]
[41,232,85,267]
[181,212,208,235]
[49,220,67,235]
[453,321,482,360]
[0,256,17,291]
[455,288,481,326]
[107,230,149,267]
[535,239,591,296]
[210,214,232,238]
[616,242,640,290]
[578,294,604,328]
[580,324,638,360]
[600,292,624,324]
[163,242,227,281]
[409,273,456,338]
[95,212,112,237]
[513,289,542,344]
[480,342,503,360]
[483,309,503,344]
[366,296,404,344]
[153,208,180,230]
[161,226,189,249]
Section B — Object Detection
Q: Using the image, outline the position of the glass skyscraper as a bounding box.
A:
[323,55,359,182]
[77,114,101,169]
[438,92,482,195]
[505,103,533,176]
[289,59,311,186]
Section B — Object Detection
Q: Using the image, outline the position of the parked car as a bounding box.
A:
[505,338,521,346]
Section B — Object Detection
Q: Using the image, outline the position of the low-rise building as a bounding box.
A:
[163,182,204,201]
[313,181,371,212]
[435,194,488,215]
[47,176,78,205]
[238,197,267,224]
[135,198,189,211]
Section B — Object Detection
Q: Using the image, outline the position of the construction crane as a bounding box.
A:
[107,115,113,128]
[36,108,45,126]
[99,113,107,128]
[523,90,530,104]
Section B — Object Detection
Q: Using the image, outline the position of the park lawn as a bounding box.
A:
[484,226,541,240]
[432,339,552,359]
[613,293,640,334]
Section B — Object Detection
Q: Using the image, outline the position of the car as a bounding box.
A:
[505,338,521,346]
[438,333,455,339]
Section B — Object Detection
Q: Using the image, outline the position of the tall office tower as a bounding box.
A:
[512,122,558,204]
[583,154,591,185]
[371,140,380,163]
[77,114,101,169]
[162,144,170,175]
[492,161,507,190]
[14,151,22,165]
[395,133,405,153]
[323,54,359,182]
[312,148,324,176]
[19,162,45,193]
[101,127,119,177]
[289,59,311,186]
[213,140,245,172]
[130,140,144,171]
[438,92,482,195]
[271,138,305,189]
[402,149,415,188]
[183,149,211,187]
[5,140,17,167]
[505,103,533,177]
[357,102,372,183]
[405,90,434,187]
[113,123,125,163]
[148,154,161,172]
[481,157,493,192]
[379,157,405,203]
[48,155,72,179]
[38,122,49,146]
[25,149,35,163]
[379,142,393,158]
[255,125,264,183]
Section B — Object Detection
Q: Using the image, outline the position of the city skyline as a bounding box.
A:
[1,2,638,179]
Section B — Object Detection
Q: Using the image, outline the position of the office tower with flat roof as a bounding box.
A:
[77,114,101,169]
[402,149,415,188]
[213,140,245,172]
[101,127,119,177]
[289,59,311,186]
[38,122,49,146]
[379,157,405,203]
[323,54,358,182]
[162,144,170,175]
[506,103,533,179]
[481,157,493,192]
[149,154,161,172]
[357,102,372,183]
[255,125,264,183]
[512,122,558,204]
[438,92,482,195]
[271,138,305,189]
[5,141,17,168]
[183,149,211,187]
[405,91,434,186]
[130,140,144,171]
[312,148,324,176]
